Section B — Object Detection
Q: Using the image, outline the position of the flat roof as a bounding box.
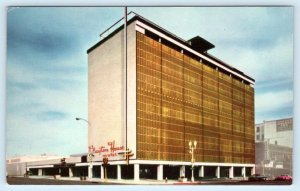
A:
[87,14,255,84]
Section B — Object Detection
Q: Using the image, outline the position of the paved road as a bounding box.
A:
[6,177,119,185]
[6,177,292,185]
[173,180,292,185]
[200,180,292,185]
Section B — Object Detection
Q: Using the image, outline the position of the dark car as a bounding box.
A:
[248,174,268,181]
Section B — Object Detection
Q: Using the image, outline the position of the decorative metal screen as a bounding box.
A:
[136,32,254,163]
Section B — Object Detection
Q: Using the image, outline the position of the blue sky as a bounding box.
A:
[6,7,293,157]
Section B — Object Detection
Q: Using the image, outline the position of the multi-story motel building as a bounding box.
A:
[86,14,255,181]
[18,14,255,181]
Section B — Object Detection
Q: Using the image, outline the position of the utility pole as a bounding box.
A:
[123,6,128,157]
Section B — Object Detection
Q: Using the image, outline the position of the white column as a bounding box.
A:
[88,164,93,179]
[117,165,121,180]
[242,167,246,179]
[229,166,234,179]
[38,169,43,176]
[134,164,140,181]
[199,166,204,177]
[100,166,104,180]
[157,165,163,181]
[251,166,255,175]
[69,168,73,177]
[180,166,185,177]
[216,166,220,179]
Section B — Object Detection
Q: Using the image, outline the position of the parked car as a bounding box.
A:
[275,174,292,181]
[248,174,268,181]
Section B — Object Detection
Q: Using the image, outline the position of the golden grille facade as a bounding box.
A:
[136,32,254,164]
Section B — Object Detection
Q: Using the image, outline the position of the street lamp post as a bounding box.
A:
[75,117,91,125]
[75,117,93,179]
[75,118,91,150]
[189,140,197,182]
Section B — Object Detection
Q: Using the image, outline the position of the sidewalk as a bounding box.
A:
[89,178,177,185]
[26,176,183,185]
[25,176,241,185]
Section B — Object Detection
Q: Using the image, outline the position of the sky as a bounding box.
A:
[6,7,293,157]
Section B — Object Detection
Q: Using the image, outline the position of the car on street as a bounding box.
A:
[275,174,292,181]
[248,174,268,181]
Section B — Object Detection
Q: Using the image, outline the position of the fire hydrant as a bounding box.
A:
[165,177,168,183]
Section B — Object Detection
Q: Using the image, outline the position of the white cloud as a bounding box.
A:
[7,58,87,115]
[212,34,293,83]
[6,115,88,156]
[6,55,88,156]
[131,7,293,83]
[255,90,293,113]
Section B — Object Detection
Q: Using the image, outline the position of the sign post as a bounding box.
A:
[118,148,134,165]
[102,157,109,180]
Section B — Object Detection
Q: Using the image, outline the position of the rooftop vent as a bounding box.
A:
[187,36,215,53]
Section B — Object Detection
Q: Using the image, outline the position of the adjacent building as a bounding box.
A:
[255,118,293,147]
[255,118,293,178]
[87,14,255,180]
[6,154,64,176]
[255,142,292,178]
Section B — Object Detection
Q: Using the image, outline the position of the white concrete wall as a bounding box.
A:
[6,155,62,164]
[27,158,61,166]
[6,155,65,176]
[127,22,137,159]
[65,157,81,163]
[88,21,136,161]
[6,163,26,176]
[264,120,293,147]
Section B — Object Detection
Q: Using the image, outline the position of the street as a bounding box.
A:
[6,177,292,185]
[6,177,120,185]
